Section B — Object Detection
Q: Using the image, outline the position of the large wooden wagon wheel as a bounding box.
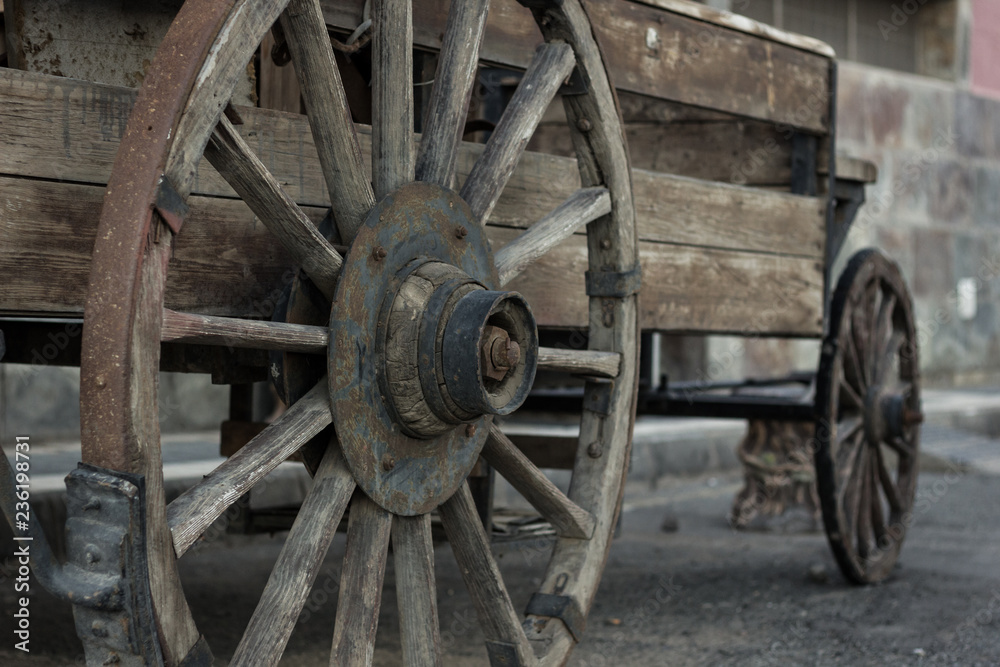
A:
[814,249,921,584]
[80,0,637,664]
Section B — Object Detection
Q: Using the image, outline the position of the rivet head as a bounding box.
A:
[381,454,395,471]
[84,545,102,564]
[95,376,107,389]
[600,239,612,250]
[455,226,468,239]
[577,117,593,132]
[587,441,603,458]
[372,246,387,261]
[465,424,477,438]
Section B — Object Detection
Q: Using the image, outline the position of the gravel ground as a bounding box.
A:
[2,469,998,666]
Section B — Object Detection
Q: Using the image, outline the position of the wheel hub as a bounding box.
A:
[328,182,538,515]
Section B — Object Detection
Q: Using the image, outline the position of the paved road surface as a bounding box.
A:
[2,466,999,666]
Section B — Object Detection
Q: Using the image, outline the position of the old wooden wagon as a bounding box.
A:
[0,0,922,664]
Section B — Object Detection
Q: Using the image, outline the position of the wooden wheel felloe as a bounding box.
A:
[80,1,637,664]
[814,249,922,584]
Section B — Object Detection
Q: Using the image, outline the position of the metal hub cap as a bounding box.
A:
[328,182,538,515]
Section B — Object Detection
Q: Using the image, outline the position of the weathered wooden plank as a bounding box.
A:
[0,176,323,317]
[497,227,825,335]
[319,0,832,131]
[0,69,825,257]
[484,424,596,539]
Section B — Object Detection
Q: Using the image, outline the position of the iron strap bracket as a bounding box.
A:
[525,592,587,642]
[583,378,615,416]
[585,266,642,298]
[154,174,189,235]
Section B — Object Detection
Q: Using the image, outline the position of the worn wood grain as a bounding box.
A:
[319,0,832,131]
[485,424,596,539]
[229,445,355,667]
[371,0,413,198]
[204,116,342,299]
[414,0,490,188]
[536,347,621,378]
[167,381,332,557]
[331,493,393,666]
[282,0,375,240]
[440,483,537,665]
[392,514,443,667]
[161,309,328,353]
[496,187,610,286]
[461,42,575,224]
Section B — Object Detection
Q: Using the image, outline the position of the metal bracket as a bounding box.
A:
[582,378,615,416]
[585,266,642,298]
[154,175,189,235]
[485,640,528,666]
[790,132,819,196]
[65,464,169,667]
[525,592,586,642]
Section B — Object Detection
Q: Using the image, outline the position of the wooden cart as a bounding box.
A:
[0,0,921,664]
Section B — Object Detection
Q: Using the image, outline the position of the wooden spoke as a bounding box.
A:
[371,0,414,197]
[838,377,864,411]
[483,424,596,539]
[859,282,880,386]
[167,380,332,557]
[855,449,873,559]
[885,434,916,460]
[536,346,621,379]
[496,187,611,286]
[281,0,375,241]
[876,332,904,387]
[835,429,865,500]
[842,318,867,394]
[331,493,393,666]
[869,448,888,542]
[414,0,491,187]
[873,443,904,513]
[874,291,897,354]
[204,116,342,299]
[460,43,576,224]
[440,483,537,665]
[392,514,443,666]
[836,415,864,448]
[230,445,355,667]
[161,309,328,353]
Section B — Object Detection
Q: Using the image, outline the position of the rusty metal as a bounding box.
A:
[328,182,502,516]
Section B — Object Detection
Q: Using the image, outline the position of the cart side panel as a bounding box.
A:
[0,69,825,335]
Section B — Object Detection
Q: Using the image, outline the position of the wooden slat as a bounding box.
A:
[536,347,621,378]
[371,0,413,198]
[440,483,537,666]
[282,0,375,240]
[495,187,611,286]
[461,42,576,224]
[319,0,832,132]
[229,445,355,666]
[166,381,332,557]
[204,116,342,299]
[331,493,393,666]
[499,228,825,335]
[161,309,329,353]
[414,0,491,188]
[483,424,596,539]
[392,514,443,666]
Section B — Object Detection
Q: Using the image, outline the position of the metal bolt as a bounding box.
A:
[381,454,395,471]
[481,326,518,381]
[85,546,101,564]
[455,226,468,239]
[82,497,101,511]
[587,441,603,458]
[96,376,106,389]
[600,239,612,250]
[465,424,477,438]
[577,117,593,132]
[91,621,109,638]
[103,654,121,665]
[490,337,520,371]
[372,246,387,261]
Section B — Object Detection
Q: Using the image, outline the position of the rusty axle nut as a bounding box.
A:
[372,245,387,261]
[902,409,925,426]
[490,337,520,371]
[455,225,468,239]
